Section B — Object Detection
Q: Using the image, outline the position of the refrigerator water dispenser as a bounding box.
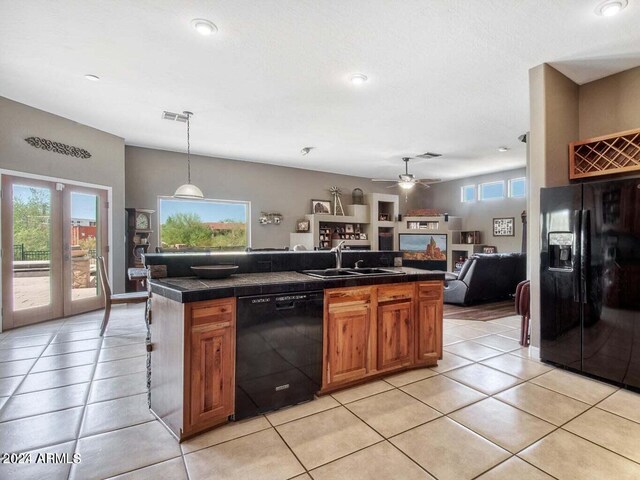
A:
[549,232,574,270]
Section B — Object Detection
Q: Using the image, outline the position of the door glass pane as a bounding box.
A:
[12,185,51,311]
[69,192,99,301]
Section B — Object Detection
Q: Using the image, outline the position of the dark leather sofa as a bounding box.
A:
[444,253,526,305]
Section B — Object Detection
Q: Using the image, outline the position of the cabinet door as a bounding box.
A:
[189,324,234,427]
[326,303,371,386]
[378,300,414,370]
[415,282,443,366]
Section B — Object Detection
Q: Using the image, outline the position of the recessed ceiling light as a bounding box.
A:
[594,0,627,16]
[350,73,368,85]
[498,146,509,152]
[191,18,218,36]
[84,74,100,82]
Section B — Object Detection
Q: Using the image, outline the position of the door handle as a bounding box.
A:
[572,210,581,303]
[580,209,590,304]
[276,302,296,310]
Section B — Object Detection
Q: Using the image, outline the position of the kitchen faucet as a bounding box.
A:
[331,240,346,269]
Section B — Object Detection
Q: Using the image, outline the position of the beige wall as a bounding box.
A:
[528,64,579,347]
[124,146,400,251]
[0,96,126,293]
[528,64,640,348]
[410,168,527,253]
[579,66,640,139]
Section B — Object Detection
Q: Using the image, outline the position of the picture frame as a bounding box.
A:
[345,224,354,233]
[379,213,389,221]
[483,245,497,254]
[311,199,331,215]
[296,219,310,232]
[493,217,515,236]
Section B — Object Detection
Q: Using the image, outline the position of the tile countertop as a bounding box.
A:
[149,268,445,303]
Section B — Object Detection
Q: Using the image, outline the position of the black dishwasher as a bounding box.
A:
[235,291,323,420]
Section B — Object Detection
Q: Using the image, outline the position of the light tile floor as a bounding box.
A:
[1,308,640,479]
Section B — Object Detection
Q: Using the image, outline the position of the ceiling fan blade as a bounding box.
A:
[417,179,442,183]
[417,182,433,188]
[386,184,399,189]
[371,179,398,182]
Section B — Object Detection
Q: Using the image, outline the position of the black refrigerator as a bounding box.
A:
[540,178,640,388]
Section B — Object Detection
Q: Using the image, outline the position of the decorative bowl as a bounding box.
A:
[190,265,239,279]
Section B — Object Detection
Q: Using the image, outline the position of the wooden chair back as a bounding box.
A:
[98,256,111,300]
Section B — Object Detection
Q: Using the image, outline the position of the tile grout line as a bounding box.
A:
[0,318,67,417]
[65,315,106,480]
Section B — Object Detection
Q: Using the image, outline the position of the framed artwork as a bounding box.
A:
[296,219,310,232]
[493,217,515,236]
[345,224,354,233]
[311,199,331,214]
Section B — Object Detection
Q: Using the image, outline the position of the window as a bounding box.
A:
[461,185,476,203]
[158,197,250,251]
[509,177,526,198]
[479,181,505,201]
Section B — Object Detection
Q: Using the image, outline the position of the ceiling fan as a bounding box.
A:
[371,157,441,190]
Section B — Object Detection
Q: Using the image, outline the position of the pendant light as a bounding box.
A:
[174,111,204,199]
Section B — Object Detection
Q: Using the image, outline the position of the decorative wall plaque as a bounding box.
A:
[25,137,92,159]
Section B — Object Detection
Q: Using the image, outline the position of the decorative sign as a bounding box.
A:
[25,137,92,158]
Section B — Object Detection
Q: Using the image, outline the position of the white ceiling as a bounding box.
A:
[1,0,639,181]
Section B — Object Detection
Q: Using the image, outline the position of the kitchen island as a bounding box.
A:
[146,253,444,441]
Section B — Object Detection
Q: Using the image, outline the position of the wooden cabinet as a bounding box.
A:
[377,300,413,370]
[377,284,414,371]
[415,282,443,366]
[185,298,235,434]
[322,281,442,392]
[324,287,373,388]
[326,302,371,385]
[150,296,235,441]
[188,316,234,429]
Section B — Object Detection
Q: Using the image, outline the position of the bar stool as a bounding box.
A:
[515,280,530,347]
[98,256,149,336]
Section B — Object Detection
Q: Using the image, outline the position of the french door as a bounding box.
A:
[1,174,109,329]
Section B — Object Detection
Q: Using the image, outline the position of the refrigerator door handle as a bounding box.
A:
[580,209,591,304]
[572,210,582,303]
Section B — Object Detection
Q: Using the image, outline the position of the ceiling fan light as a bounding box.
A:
[191,18,218,35]
[399,181,415,190]
[174,183,204,199]
[594,0,627,16]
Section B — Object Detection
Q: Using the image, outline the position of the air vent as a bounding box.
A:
[416,152,442,159]
[162,111,189,122]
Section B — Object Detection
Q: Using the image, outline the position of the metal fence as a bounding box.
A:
[14,245,50,261]
[13,245,97,262]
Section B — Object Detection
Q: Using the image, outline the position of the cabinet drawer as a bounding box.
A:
[377,284,413,303]
[190,299,236,328]
[418,282,443,300]
[326,287,371,308]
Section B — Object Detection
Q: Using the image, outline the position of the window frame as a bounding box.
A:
[478,181,506,201]
[508,177,526,198]
[157,196,252,249]
[460,184,476,203]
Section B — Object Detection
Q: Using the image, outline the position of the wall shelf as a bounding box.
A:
[570,127,640,180]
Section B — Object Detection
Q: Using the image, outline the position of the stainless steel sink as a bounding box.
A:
[349,268,397,275]
[302,268,404,279]
[302,269,359,279]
